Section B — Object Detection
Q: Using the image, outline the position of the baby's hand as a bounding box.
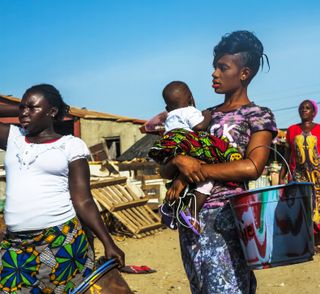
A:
[165,175,188,202]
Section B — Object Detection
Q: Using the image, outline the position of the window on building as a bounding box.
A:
[104,137,121,160]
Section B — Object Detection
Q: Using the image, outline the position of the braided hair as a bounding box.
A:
[213,30,269,80]
[22,84,70,121]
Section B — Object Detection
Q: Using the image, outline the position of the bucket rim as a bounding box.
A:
[225,181,313,199]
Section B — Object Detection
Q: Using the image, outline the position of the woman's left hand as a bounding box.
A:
[174,155,206,183]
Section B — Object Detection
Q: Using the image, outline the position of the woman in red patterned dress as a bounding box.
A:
[279,99,320,250]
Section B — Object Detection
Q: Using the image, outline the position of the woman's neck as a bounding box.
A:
[220,88,250,111]
[26,128,61,144]
[300,120,315,132]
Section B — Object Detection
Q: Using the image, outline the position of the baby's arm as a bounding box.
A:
[192,110,212,131]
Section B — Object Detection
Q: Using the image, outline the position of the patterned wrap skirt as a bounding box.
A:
[179,204,256,294]
[0,217,95,293]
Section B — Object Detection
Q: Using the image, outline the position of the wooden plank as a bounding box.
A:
[109,186,128,202]
[112,185,132,202]
[115,185,135,201]
[135,206,157,223]
[126,182,145,198]
[111,199,148,211]
[142,206,162,222]
[118,210,143,230]
[125,210,146,227]
[129,208,149,226]
[136,223,164,234]
[105,186,124,204]
[114,211,139,233]
[102,186,119,201]
[97,188,118,206]
[92,189,114,209]
[125,185,141,200]
[132,205,154,223]
[90,177,163,238]
[97,188,117,205]
[93,196,111,212]
[90,177,127,189]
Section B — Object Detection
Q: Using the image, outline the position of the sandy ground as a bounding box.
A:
[1,215,319,293]
[95,228,320,294]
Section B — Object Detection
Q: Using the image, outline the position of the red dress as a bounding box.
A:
[286,123,320,229]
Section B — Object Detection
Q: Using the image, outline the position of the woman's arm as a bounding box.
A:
[174,130,273,183]
[69,158,125,267]
[0,104,20,150]
[0,104,19,117]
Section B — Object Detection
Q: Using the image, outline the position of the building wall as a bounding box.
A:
[79,119,144,154]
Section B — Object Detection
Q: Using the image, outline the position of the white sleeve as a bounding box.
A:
[65,137,90,163]
[186,107,204,129]
[7,125,24,141]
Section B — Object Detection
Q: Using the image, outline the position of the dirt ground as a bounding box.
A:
[95,229,320,294]
[1,215,319,293]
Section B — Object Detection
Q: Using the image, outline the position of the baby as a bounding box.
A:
[148,81,242,234]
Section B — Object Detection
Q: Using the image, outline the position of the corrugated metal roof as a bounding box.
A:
[117,134,161,161]
[0,94,146,124]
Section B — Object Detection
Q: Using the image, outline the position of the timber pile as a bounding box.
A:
[91,177,163,238]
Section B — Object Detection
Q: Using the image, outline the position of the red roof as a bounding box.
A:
[0,94,145,125]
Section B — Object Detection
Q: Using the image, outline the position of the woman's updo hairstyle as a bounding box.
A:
[22,84,70,121]
[213,30,269,80]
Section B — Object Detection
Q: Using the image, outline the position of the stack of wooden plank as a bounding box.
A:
[91,177,163,238]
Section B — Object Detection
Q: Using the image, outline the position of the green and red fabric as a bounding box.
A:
[148,128,242,165]
[0,217,95,293]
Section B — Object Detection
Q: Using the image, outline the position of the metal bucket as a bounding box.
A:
[229,182,315,270]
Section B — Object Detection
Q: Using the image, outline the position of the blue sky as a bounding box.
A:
[1,0,320,128]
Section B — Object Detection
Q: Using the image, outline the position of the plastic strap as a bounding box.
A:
[246,145,294,181]
[69,258,118,294]
[247,156,259,178]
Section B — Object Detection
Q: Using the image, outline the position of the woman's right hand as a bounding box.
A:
[173,155,206,183]
[104,240,125,268]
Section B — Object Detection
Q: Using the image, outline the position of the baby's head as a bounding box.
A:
[162,81,194,112]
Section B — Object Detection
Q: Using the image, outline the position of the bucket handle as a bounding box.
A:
[247,145,294,182]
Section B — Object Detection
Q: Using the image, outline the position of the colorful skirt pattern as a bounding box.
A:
[148,128,242,165]
[0,217,95,293]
